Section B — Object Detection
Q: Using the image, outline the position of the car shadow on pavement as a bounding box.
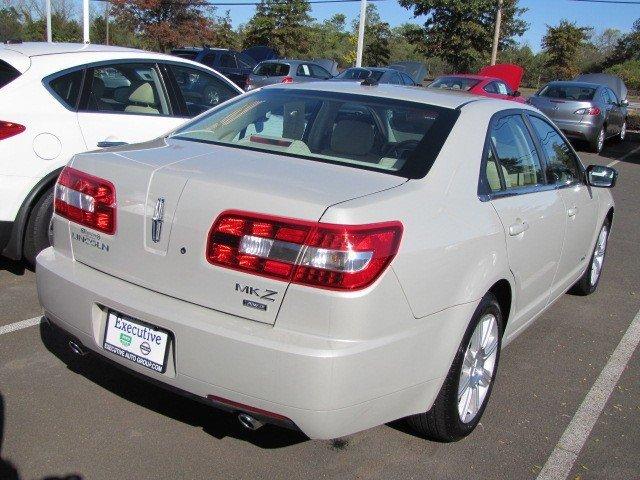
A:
[39,322,308,450]
[574,131,640,164]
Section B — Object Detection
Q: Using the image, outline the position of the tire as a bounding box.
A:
[407,293,504,442]
[589,127,606,153]
[22,186,54,266]
[570,220,610,296]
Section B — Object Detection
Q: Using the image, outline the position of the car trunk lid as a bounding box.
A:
[67,138,406,324]
[529,96,593,123]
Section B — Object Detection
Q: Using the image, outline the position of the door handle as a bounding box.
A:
[97,141,128,148]
[567,206,579,217]
[509,220,530,236]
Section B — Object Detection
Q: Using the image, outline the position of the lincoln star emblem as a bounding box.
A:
[151,197,165,243]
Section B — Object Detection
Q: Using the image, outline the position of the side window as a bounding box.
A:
[401,73,415,86]
[490,115,543,189]
[169,64,238,117]
[606,88,618,105]
[496,82,510,95]
[389,73,402,85]
[484,148,503,192]
[202,53,217,68]
[297,64,311,77]
[529,116,581,185]
[236,54,256,70]
[309,64,331,79]
[484,82,498,94]
[49,69,84,109]
[220,54,237,69]
[83,64,171,116]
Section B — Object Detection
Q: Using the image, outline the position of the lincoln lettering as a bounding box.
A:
[71,231,109,252]
[113,318,162,346]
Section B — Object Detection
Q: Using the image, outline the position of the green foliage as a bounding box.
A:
[21,11,82,43]
[306,14,352,66]
[397,0,528,73]
[0,7,22,42]
[352,5,391,66]
[542,20,591,79]
[605,60,640,91]
[501,44,548,88]
[242,0,313,58]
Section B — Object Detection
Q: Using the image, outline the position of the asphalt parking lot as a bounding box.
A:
[1,136,638,480]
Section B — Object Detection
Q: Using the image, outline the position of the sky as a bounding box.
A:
[209,0,640,51]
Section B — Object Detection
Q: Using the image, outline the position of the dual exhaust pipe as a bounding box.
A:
[66,338,265,432]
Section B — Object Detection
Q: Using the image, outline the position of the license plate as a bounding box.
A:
[103,310,170,373]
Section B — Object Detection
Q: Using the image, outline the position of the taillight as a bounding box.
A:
[281,76,293,84]
[54,166,116,234]
[574,107,601,116]
[206,211,402,291]
[0,121,25,140]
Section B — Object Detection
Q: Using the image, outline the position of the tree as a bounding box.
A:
[307,14,352,66]
[542,20,591,79]
[242,0,313,58]
[397,0,528,73]
[0,7,22,42]
[352,4,391,66]
[501,44,548,88]
[109,0,232,52]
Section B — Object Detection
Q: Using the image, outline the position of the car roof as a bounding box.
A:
[172,47,232,53]
[546,81,602,89]
[262,81,501,109]
[0,42,141,57]
[439,74,491,82]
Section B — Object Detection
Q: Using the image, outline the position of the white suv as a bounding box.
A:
[0,42,242,264]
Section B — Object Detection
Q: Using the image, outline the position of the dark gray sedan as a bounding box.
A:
[330,67,417,86]
[246,60,333,90]
[528,81,628,153]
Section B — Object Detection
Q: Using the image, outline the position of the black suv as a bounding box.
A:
[170,47,257,89]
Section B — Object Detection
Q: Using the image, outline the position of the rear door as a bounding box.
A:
[76,62,184,149]
[485,112,566,329]
[528,114,598,295]
[603,88,623,136]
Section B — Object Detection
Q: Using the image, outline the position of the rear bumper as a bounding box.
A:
[36,247,473,439]
[554,120,600,141]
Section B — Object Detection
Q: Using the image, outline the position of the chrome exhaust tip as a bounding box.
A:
[68,339,88,356]
[238,413,264,431]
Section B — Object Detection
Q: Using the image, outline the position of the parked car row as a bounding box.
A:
[1,42,619,444]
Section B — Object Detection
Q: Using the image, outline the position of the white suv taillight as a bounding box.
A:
[206,211,402,290]
[54,166,117,235]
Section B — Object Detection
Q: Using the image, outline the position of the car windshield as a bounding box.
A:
[254,62,290,77]
[428,77,480,92]
[336,69,384,81]
[171,89,459,178]
[539,84,596,101]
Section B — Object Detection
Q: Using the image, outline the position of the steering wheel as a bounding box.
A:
[384,140,420,160]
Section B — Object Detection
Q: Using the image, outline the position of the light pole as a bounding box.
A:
[491,0,503,65]
[83,0,90,43]
[355,0,367,67]
[45,0,52,42]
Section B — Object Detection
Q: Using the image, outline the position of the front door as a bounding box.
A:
[486,114,566,329]
[528,115,599,296]
[76,62,183,149]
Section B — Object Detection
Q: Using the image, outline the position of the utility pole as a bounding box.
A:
[45,0,52,42]
[490,0,503,65]
[83,0,90,43]
[355,0,367,67]
[105,0,110,45]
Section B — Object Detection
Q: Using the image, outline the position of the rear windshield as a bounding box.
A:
[171,89,459,179]
[336,69,384,81]
[254,62,290,77]
[428,77,480,92]
[539,84,596,101]
[172,51,199,60]
[0,61,20,89]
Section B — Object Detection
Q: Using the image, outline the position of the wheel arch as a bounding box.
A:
[487,279,513,329]
[2,167,62,260]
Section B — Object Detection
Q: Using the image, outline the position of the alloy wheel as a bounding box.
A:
[458,313,499,424]
[597,128,605,152]
[590,225,609,286]
[621,122,627,141]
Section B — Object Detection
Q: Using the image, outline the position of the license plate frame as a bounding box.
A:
[103,310,171,373]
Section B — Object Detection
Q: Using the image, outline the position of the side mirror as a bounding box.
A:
[586,164,618,188]
[620,99,629,107]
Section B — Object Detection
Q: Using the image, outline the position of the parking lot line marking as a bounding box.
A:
[536,307,640,480]
[0,316,42,336]
[607,144,640,168]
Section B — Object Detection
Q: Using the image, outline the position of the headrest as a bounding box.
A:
[128,83,156,106]
[330,120,374,156]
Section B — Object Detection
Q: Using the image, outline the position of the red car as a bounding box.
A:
[428,64,526,103]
